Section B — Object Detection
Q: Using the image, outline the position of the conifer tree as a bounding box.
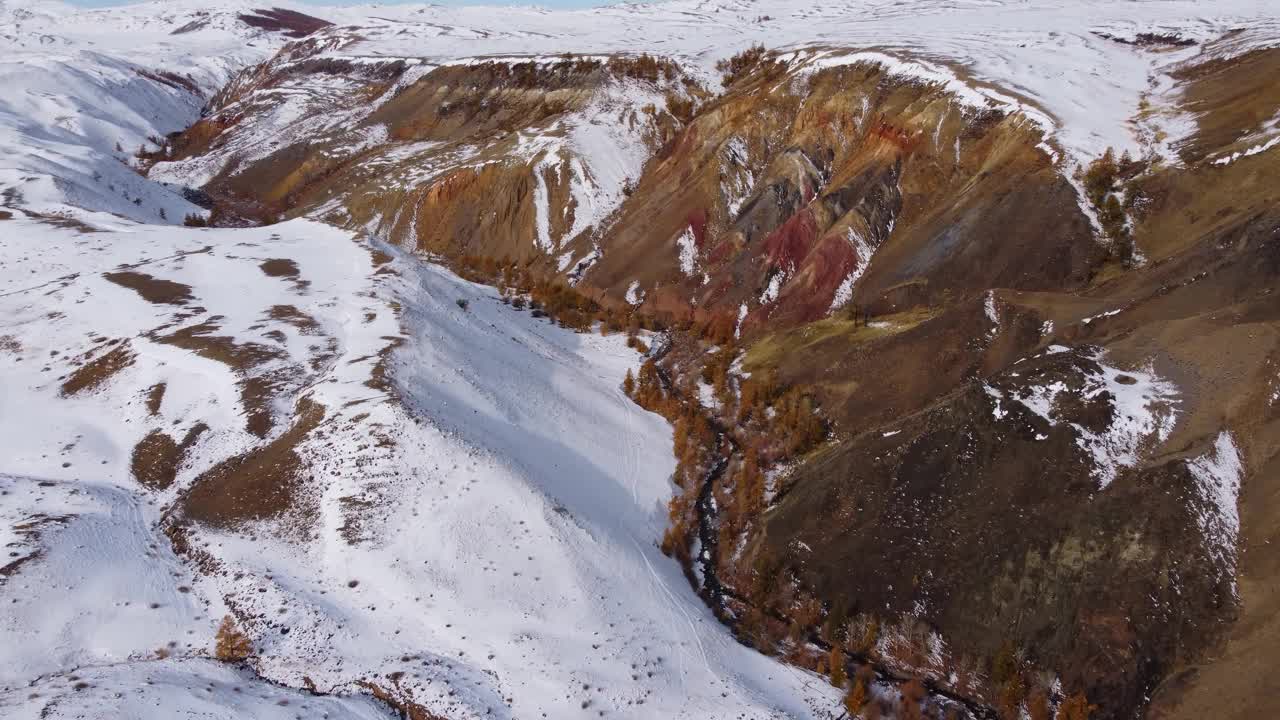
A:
[844,674,869,717]
[214,615,252,662]
[828,645,847,688]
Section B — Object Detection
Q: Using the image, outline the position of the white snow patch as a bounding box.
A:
[1186,432,1244,594]
[828,227,876,314]
[624,280,645,306]
[760,272,785,305]
[676,226,699,275]
[984,290,1001,337]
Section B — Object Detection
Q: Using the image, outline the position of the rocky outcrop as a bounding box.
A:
[150,33,1280,720]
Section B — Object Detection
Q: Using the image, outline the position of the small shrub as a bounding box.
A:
[715,44,780,87]
[456,298,469,311]
[1056,692,1094,720]
[183,213,208,227]
[1082,149,1118,207]
[666,94,696,124]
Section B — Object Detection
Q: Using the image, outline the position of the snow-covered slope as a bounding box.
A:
[207,0,1275,166]
[0,0,311,220]
[3,0,1273,224]
[0,207,837,717]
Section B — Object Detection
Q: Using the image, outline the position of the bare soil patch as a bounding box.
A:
[179,399,324,528]
[259,258,300,278]
[103,271,194,306]
[268,304,320,334]
[131,424,208,491]
[237,8,333,38]
[1,514,73,585]
[60,342,135,396]
[145,383,166,415]
[260,258,310,291]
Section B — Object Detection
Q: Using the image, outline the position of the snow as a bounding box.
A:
[676,226,699,275]
[698,381,721,410]
[1,0,1274,716]
[721,136,755,219]
[984,290,1001,337]
[1082,307,1124,324]
[1210,112,1280,165]
[760,272,785,305]
[1212,135,1280,165]
[297,0,1267,169]
[828,227,876,314]
[532,152,558,252]
[0,1,286,221]
[4,658,397,720]
[559,80,667,243]
[995,351,1180,489]
[0,473,216,683]
[0,208,836,718]
[3,1,1274,225]
[984,384,1009,420]
[625,280,645,306]
[1186,432,1244,594]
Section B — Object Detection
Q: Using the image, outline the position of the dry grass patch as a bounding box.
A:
[145,382,166,415]
[103,271,194,305]
[60,341,135,396]
[131,424,208,491]
[179,398,323,528]
[743,307,937,373]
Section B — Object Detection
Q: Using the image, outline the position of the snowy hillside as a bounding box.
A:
[168,0,1277,165]
[0,205,837,717]
[0,0,311,221]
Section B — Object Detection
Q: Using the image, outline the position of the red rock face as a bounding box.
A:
[763,208,818,274]
[687,208,709,249]
[796,232,860,319]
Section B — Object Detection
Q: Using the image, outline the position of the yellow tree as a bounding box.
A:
[844,676,868,717]
[828,645,847,688]
[214,615,252,662]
